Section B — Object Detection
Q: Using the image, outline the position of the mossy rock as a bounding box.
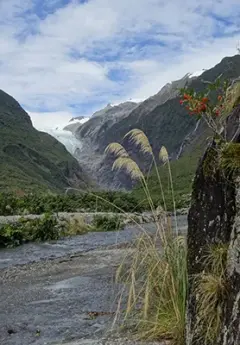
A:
[220,142,240,173]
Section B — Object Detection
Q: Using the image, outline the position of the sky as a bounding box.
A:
[0,0,240,130]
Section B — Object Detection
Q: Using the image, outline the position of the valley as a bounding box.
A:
[1,53,240,345]
[43,55,240,195]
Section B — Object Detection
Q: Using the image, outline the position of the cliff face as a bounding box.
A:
[186,104,240,344]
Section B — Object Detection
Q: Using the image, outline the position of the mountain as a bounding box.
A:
[64,55,240,190]
[0,90,91,193]
[64,116,90,133]
[75,101,139,144]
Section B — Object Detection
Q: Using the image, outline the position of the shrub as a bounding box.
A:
[64,217,93,236]
[0,223,25,247]
[0,213,64,248]
[0,191,144,216]
[92,214,124,232]
[23,213,62,242]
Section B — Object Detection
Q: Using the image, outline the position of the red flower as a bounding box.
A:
[179,99,184,105]
[202,97,209,103]
[200,104,207,112]
[183,94,189,100]
[215,110,220,116]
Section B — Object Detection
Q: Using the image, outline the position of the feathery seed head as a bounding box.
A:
[159,146,169,163]
[124,129,153,154]
[112,156,144,181]
[105,142,129,158]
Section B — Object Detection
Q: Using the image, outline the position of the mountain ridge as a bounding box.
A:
[65,54,240,189]
[0,89,91,192]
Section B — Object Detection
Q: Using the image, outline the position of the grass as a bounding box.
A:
[193,243,229,344]
[116,232,187,345]
[220,142,240,172]
[64,217,93,235]
[105,129,188,344]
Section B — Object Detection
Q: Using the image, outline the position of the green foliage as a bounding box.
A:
[0,89,89,193]
[220,142,240,172]
[92,214,124,232]
[0,213,63,248]
[0,212,125,248]
[0,191,144,216]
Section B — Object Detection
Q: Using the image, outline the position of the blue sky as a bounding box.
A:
[0,0,240,130]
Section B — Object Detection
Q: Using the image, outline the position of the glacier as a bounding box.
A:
[49,117,89,156]
[47,127,83,156]
[32,116,89,157]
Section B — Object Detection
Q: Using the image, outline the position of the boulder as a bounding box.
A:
[186,104,240,345]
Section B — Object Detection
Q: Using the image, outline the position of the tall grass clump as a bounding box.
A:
[105,129,187,344]
[116,234,187,344]
[193,243,229,344]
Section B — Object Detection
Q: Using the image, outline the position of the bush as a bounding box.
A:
[64,217,93,236]
[0,213,64,248]
[92,215,124,232]
[0,191,144,216]
[0,223,25,248]
[23,213,62,242]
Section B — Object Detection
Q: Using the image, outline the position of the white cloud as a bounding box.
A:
[29,110,92,132]
[126,36,240,100]
[0,0,239,122]
[29,111,76,131]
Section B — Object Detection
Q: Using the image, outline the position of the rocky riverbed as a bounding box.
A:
[0,216,187,345]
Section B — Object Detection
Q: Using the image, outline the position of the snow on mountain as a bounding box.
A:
[188,69,206,78]
[68,117,90,125]
[56,117,90,130]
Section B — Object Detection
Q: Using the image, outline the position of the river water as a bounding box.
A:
[0,216,187,270]
[0,216,187,345]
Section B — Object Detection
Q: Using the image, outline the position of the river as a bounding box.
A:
[0,216,187,345]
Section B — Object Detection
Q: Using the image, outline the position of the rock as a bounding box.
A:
[7,329,16,335]
[186,104,240,344]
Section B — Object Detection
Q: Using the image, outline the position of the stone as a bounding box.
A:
[186,104,240,345]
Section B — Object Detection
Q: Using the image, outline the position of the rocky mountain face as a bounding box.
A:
[66,55,240,189]
[0,90,91,192]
